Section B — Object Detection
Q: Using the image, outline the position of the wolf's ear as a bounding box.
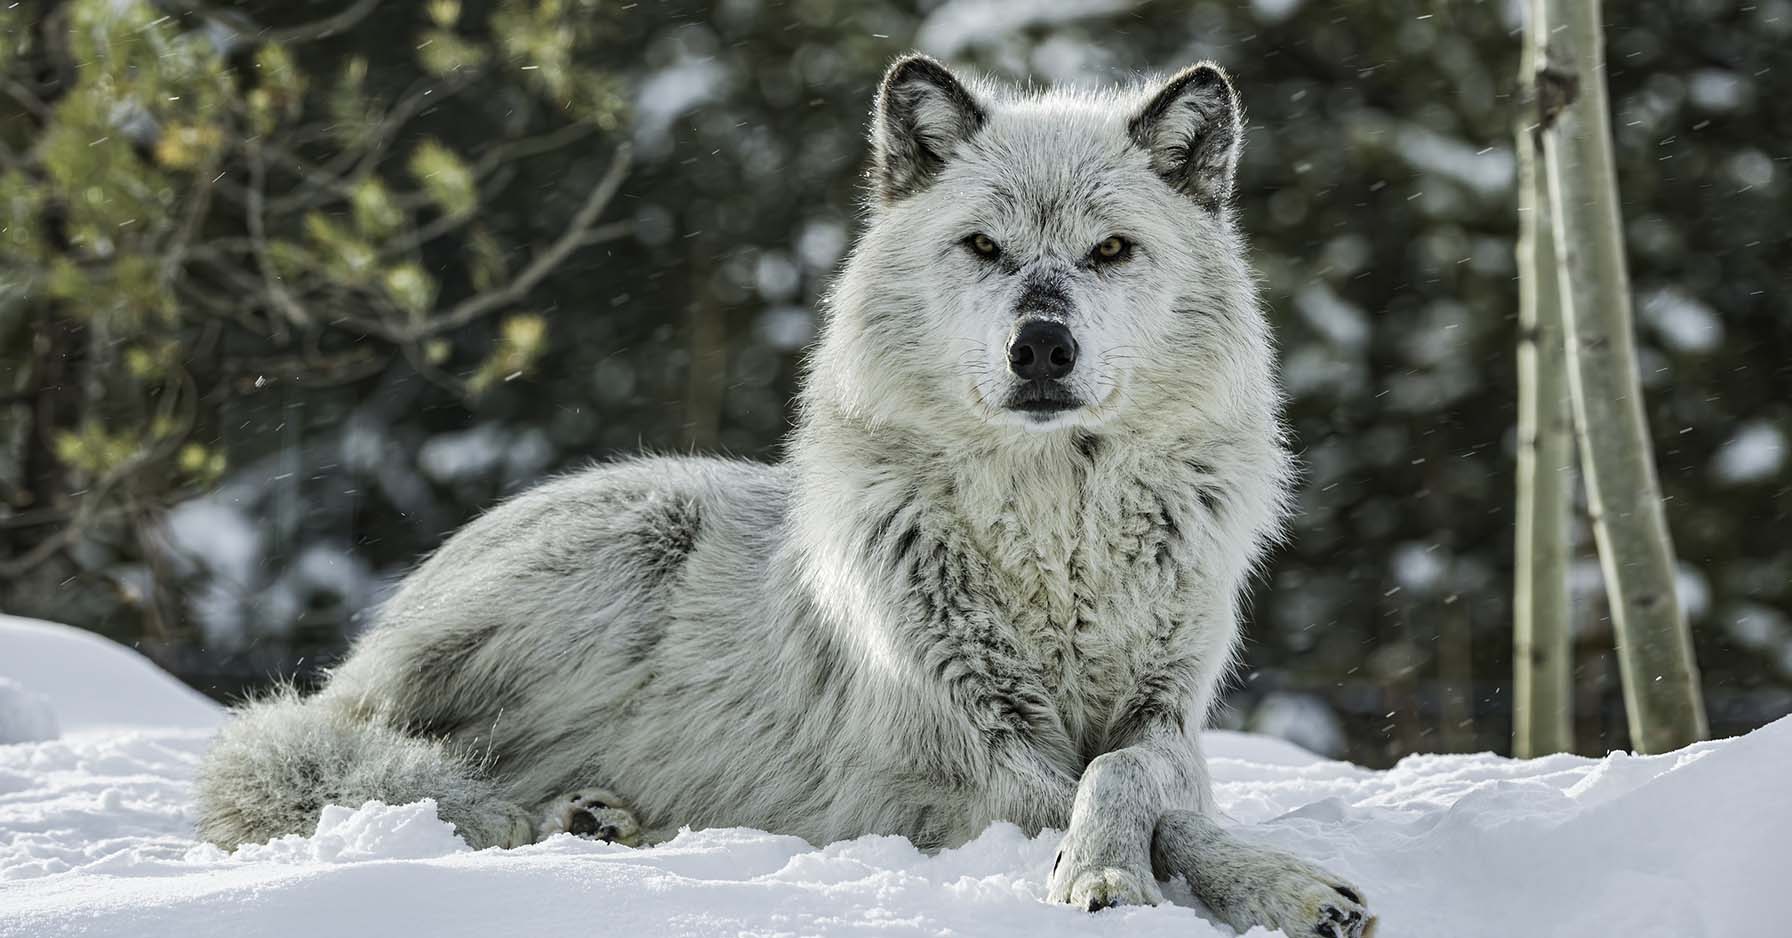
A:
[872,54,986,204]
[1128,63,1244,211]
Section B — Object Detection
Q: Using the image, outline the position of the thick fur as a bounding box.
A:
[195,55,1371,936]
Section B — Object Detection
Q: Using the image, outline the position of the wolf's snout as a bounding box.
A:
[1008,321,1077,380]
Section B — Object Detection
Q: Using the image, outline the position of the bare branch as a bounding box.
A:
[400,144,633,342]
[471,123,599,176]
[375,135,598,263]
[245,145,314,328]
[269,71,481,215]
[160,153,225,284]
[0,522,82,577]
[260,0,383,44]
[173,279,278,338]
[576,221,633,248]
[221,346,390,389]
[0,76,51,121]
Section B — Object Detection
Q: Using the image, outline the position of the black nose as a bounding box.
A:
[1007,320,1077,380]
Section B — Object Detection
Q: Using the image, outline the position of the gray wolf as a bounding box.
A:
[195,54,1373,937]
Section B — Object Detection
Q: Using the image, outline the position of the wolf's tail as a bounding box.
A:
[192,688,532,849]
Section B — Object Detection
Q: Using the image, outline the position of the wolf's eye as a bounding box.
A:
[967,233,1000,258]
[1092,236,1131,263]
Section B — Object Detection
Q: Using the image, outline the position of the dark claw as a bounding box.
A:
[1334,886,1362,904]
[1086,896,1115,913]
[1324,904,1347,922]
[1052,851,1062,874]
[1315,922,1339,938]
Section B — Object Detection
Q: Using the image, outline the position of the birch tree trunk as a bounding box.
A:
[1511,0,1575,758]
[1536,0,1708,753]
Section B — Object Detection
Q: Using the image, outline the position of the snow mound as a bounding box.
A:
[192,800,473,865]
[0,678,59,745]
[0,614,1785,938]
[0,615,221,733]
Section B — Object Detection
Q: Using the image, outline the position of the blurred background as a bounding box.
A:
[1,0,1787,767]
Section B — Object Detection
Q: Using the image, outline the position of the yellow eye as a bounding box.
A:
[1095,236,1129,261]
[969,233,999,257]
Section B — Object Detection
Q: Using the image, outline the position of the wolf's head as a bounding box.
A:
[810,55,1275,445]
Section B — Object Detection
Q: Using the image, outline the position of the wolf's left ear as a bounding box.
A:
[1128,63,1244,211]
[872,54,986,204]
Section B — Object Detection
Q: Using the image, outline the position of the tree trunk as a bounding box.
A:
[1536,0,1708,753]
[1511,0,1575,758]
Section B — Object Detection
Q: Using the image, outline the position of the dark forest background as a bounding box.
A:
[2,0,1787,766]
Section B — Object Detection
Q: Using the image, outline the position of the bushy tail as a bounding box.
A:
[193,688,532,849]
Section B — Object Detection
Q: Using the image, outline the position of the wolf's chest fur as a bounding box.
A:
[933,440,1227,752]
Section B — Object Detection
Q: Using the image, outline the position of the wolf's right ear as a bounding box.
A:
[1128,63,1244,211]
[872,54,986,204]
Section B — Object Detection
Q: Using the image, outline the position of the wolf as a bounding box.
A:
[195,55,1372,936]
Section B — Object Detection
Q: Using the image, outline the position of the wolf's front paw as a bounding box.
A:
[536,787,642,846]
[1047,830,1163,911]
[1223,861,1372,938]
[1049,862,1160,911]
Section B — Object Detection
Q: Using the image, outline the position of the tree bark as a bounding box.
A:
[1512,0,1576,758]
[1536,0,1708,753]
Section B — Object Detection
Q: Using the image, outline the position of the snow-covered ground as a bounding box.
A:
[1,613,1785,938]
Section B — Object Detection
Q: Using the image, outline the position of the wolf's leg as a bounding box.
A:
[1044,742,1191,910]
[1152,809,1374,938]
[194,688,536,850]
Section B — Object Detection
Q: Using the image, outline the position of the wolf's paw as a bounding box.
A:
[536,787,642,846]
[1221,861,1373,938]
[1050,862,1161,911]
[1047,828,1163,911]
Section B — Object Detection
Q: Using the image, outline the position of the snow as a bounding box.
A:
[1391,123,1515,197]
[1712,420,1787,485]
[1293,281,1370,349]
[198,800,473,865]
[418,423,557,488]
[756,305,817,352]
[1250,0,1305,24]
[0,679,57,746]
[0,615,219,733]
[916,0,1130,59]
[633,58,725,150]
[1640,286,1724,353]
[1243,693,1346,759]
[1687,69,1748,112]
[3,613,1789,937]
